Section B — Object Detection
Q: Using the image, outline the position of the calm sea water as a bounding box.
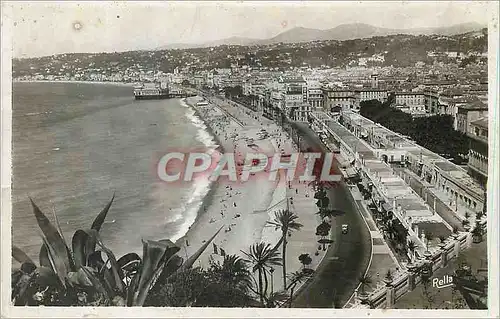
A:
[11,82,214,260]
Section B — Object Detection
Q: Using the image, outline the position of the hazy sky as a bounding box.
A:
[8,1,492,58]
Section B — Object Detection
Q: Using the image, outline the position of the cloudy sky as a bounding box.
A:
[9,1,491,58]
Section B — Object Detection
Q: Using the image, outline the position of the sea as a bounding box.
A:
[11,81,216,260]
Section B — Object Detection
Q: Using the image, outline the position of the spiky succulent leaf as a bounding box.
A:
[30,198,73,273]
[126,271,141,307]
[161,255,184,279]
[87,250,105,270]
[12,245,34,265]
[67,267,94,286]
[51,206,67,245]
[39,244,51,268]
[180,225,223,271]
[95,234,124,293]
[133,239,180,306]
[117,253,141,273]
[80,266,110,303]
[72,230,90,269]
[91,193,115,232]
[40,234,68,288]
[71,229,98,268]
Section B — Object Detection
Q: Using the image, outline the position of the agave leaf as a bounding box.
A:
[126,270,141,307]
[51,204,67,245]
[12,245,34,265]
[161,255,184,279]
[39,244,51,268]
[72,230,90,268]
[30,198,73,273]
[134,258,167,306]
[87,250,105,270]
[91,193,115,232]
[67,267,94,287]
[133,240,180,306]
[40,234,68,288]
[100,267,118,299]
[180,225,223,271]
[95,234,124,293]
[80,266,110,303]
[71,229,98,268]
[117,253,141,273]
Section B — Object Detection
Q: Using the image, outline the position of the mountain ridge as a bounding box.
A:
[157,22,486,50]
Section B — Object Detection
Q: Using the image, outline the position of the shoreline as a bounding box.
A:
[13,79,135,87]
[173,98,226,248]
[176,95,286,269]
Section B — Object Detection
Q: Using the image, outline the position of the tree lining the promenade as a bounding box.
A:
[359,99,470,161]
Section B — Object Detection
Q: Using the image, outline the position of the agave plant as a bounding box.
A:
[12,195,223,306]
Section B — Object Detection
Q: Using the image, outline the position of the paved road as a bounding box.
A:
[290,122,372,308]
[200,94,373,308]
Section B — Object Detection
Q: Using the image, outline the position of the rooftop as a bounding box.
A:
[344,112,484,200]
[471,117,488,129]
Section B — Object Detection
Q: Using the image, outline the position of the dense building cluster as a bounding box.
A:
[13,30,488,189]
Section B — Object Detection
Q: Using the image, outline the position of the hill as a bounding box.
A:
[157,22,485,49]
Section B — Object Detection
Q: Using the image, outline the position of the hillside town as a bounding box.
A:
[12,26,489,310]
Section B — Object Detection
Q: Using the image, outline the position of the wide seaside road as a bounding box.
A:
[290,122,372,308]
[194,92,372,307]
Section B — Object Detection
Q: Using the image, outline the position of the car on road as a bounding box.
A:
[341,224,349,234]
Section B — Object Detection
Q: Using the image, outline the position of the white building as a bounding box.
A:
[306,81,323,109]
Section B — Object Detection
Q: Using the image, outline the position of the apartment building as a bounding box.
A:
[455,98,488,134]
[467,117,488,187]
[394,92,426,115]
[322,86,356,113]
[306,81,324,109]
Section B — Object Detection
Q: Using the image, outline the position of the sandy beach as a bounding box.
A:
[176,94,326,295]
[178,96,289,267]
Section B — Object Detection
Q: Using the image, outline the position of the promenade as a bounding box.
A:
[204,94,326,296]
[212,96,372,307]
[288,122,371,308]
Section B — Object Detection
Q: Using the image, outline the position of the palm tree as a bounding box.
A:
[285,270,312,307]
[316,208,344,220]
[358,275,372,296]
[263,291,288,308]
[407,240,417,263]
[209,254,252,292]
[266,210,303,290]
[241,243,282,304]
